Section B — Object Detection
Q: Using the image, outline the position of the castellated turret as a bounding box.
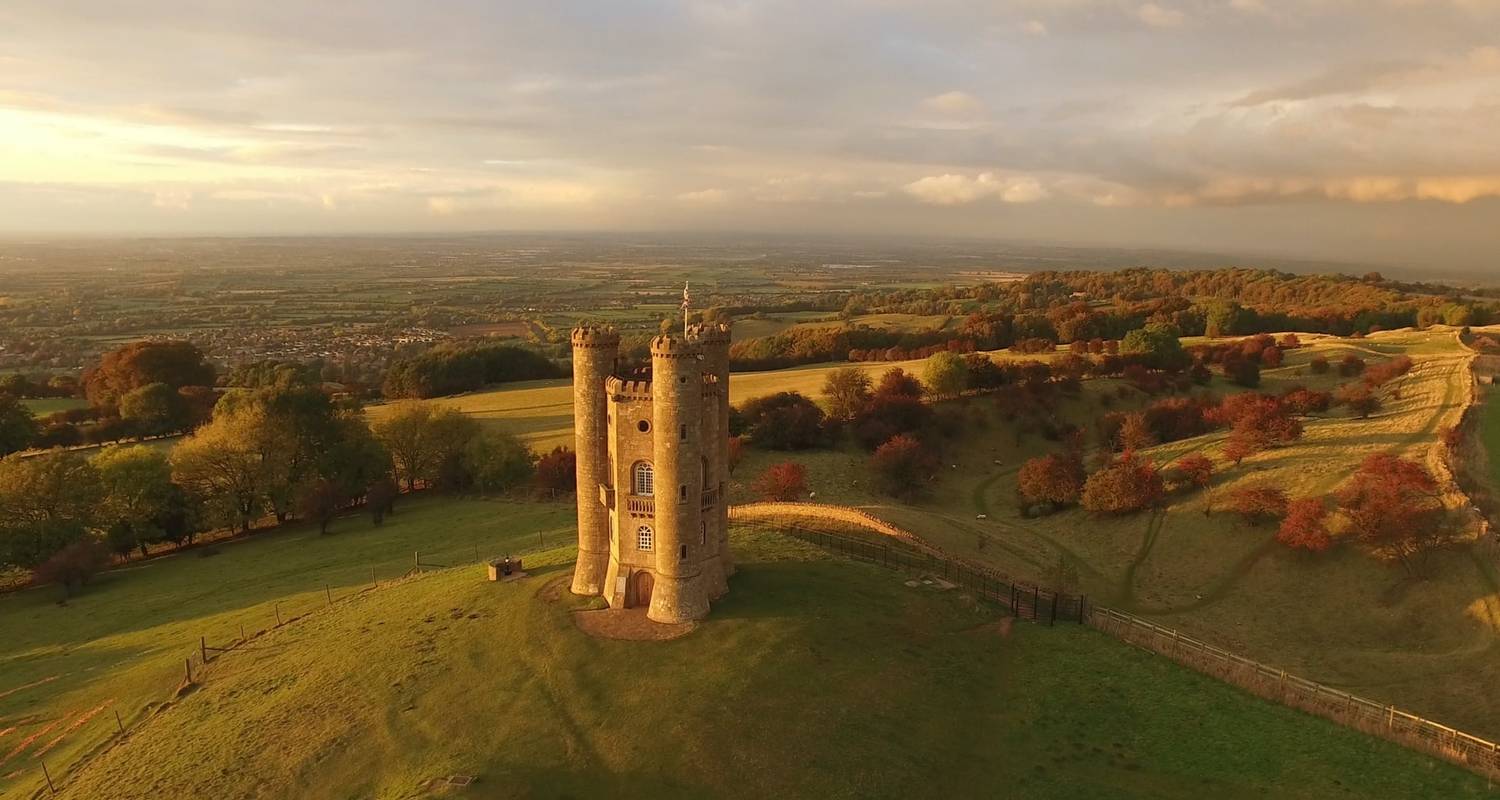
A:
[570,322,734,623]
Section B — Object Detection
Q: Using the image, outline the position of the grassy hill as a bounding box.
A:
[1,504,1491,799]
[727,329,1500,740]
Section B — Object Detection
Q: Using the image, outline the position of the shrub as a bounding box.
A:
[1309,356,1330,375]
[754,462,809,501]
[869,434,939,501]
[1278,498,1333,552]
[1281,387,1332,415]
[534,447,577,493]
[1337,354,1366,377]
[1170,453,1214,490]
[1081,451,1164,514]
[1335,382,1381,418]
[1227,485,1289,525]
[737,392,827,450]
[33,538,111,597]
[1017,453,1085,510]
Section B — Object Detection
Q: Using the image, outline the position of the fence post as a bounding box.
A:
[185,658,193,684]
[413,550,419,570]
[41,760,55,794]
[1078,595,1086,624]
[1049,593,1057,626]
[274,602,282,627]
[239,622,246,642]
[114,708,125,735]
[200,636,207,664]
[1032,587,1039,620]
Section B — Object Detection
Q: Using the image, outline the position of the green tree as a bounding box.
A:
[0,451,102,570]
[373,401,481,490]
[119,382,190,436]
[1120,324,1187,370]
[460,431,536,493]
[922,351,969,400]
[0,393,40,456]
[820,367,873,421]
[1203,301,1243,338]
[92,445,178,557]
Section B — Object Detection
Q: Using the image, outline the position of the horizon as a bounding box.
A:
[3,2,1499,271]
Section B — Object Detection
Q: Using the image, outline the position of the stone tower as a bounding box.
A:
[569,321,734,624]
[569,325,619,596]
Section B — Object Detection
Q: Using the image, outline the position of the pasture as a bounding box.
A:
[733,330,1500,739]
[1,504,1490,798]
[17,398,87,416]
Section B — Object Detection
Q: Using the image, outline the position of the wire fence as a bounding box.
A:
[745,504,1500,784]
[776,523,1086,624]
[3,531,562,797]
[1088,606,1500,782]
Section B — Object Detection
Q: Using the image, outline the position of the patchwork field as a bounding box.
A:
[1,502,1491,799]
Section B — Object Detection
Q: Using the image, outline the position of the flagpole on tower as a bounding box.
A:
[682,281,691,336]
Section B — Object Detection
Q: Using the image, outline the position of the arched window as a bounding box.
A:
[637,524,654,551]
[633,462,654,496]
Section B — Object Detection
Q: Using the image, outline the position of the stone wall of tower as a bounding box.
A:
[646,334,710,623]
[689,321,734,585]
[569,326,618,596]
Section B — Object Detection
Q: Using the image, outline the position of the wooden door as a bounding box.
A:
[633,571,654,608]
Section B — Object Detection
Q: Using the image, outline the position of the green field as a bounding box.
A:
[1481,385,1500,492]
[1,501,1490,798]
[17,397,88,416]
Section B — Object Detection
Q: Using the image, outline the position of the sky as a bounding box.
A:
[1,0,1498,271]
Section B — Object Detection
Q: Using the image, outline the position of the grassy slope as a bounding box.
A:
[23,526,1494,799]
[733,331,1500,739]
[1481,384,1500,492]
[0,496,572,795]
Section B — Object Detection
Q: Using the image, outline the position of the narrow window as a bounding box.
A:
[637,525,654,551]
[633,462,654,496]
[679,544,688,561]
[679,484,688,503]
[701,521,707,545]
[680,423,688,441]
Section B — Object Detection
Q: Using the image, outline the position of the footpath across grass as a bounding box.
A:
[1,508,1492,798]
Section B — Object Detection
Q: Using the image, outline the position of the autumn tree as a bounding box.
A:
[82,341,216,409]
[1081,451,1164,514]
[1169,453,1214,490]
[821,367,873,421]
[1227,485,1289,525]
[874,368,924,400]
[118,382,190,437]
[754,461,809,501]
[1335,382,1381,418]
[1277,498,1333,552]
[534,447,577,494]
[297,479,344,535]
[869,434,939,501]
[373,401,480,490]
[1335,453,1453,576]
[1017,452,1085,511]
[33,539,111,598]
[1116,412,1156,451]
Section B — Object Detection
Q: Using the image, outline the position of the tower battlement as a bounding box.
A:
[571,325,621,348]
[687,321,732,345]
[650,333,698,358]
[604,375,653,400]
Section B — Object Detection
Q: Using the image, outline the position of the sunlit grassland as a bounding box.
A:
[5,516,1490,799]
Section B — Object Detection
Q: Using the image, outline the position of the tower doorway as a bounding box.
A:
[632,571,655,608]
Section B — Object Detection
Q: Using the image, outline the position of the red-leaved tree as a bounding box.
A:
[754,461,809,502]
[1277,498,1333,552]
[1081,450,1164,514]
[1227,485,1289,525]
[1336,453,1452,576]
[869,434,939,501]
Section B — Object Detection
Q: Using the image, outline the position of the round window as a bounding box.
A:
[637,420,651,433]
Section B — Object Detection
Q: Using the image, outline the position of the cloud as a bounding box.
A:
[1136,3,1185,28]
[921,90,984,115]
[677,188,730,204]
[904,173,1050,205]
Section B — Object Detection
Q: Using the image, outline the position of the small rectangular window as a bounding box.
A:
[679,484,688,503]
[679,544,688,561]
[680,424,688,441]
[701,521,707,545]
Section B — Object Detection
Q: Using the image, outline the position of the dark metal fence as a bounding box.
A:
[778,524,1087,624]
